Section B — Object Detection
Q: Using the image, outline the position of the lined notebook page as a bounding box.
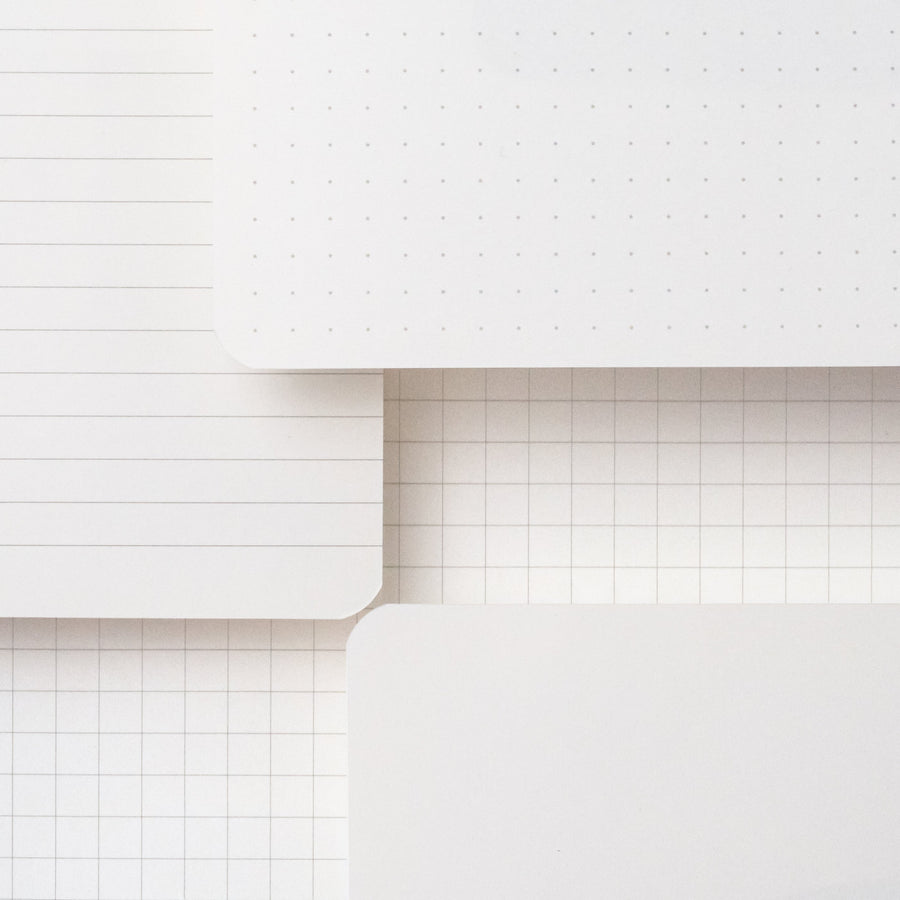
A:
[0,0,383,618]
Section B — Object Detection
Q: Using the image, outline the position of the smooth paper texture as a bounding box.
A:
[350,604,900,898]
[217,0,899,367]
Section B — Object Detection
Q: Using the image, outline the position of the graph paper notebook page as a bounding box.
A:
[217,0,899,369]
[0,0,382,618]
[350,604,900,900]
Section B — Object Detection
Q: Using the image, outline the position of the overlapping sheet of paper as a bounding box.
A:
[351,604,900,898]
[217,0,898,367]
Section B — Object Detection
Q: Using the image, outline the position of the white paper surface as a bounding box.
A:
[0,0,382,618]
[217,0,899,368]
[350,604,900,899]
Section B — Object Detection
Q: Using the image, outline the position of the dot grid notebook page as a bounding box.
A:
[217,0,898,367]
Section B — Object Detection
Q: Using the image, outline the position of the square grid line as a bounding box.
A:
[382,367,900,604]
[0,618,356,900]
[3,366,900,900]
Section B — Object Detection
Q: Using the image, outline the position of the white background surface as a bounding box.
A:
[217,0,899,367]
[1,0,382,619]
[350,604,900,899]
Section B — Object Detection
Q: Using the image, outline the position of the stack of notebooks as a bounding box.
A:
[5,0,900,895]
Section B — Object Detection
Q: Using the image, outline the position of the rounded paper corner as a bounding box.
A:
[331,560,384,621]
[346,601,404,661]
[214,318,272,370]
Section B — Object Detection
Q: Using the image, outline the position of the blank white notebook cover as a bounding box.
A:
[217,0,898,368]
[350,605,900,899]
[1,0,382,618]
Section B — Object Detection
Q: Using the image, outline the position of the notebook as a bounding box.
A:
[216,0,899,368]
[0,0,383,618]
[350,604,900,899]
